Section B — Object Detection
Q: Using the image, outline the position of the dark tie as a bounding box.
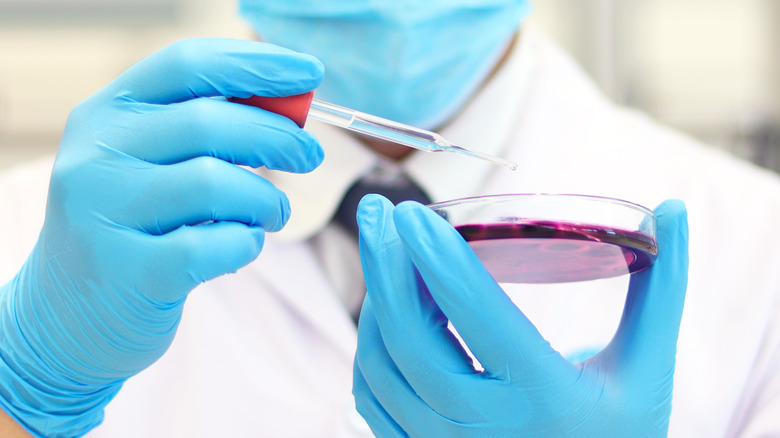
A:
[333,175,432,238]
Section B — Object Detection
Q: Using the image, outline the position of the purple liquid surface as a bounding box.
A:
[455,220,658,284]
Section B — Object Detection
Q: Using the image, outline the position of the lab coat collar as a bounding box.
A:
[263,29,533,243]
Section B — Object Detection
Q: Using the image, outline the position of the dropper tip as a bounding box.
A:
[490,157,518,171]
[447,143,518,171]
[495,160,517,172]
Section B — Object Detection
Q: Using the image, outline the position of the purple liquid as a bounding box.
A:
[455,220,658,284]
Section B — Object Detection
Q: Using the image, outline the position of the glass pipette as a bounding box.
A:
[230,92,518,171]
[307,99,517,170]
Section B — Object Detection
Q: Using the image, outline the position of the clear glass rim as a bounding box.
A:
[427,193,654,217]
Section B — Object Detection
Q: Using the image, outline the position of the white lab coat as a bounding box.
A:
[2,27,780,437]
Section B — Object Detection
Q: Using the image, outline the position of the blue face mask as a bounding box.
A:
[239,1,531,129]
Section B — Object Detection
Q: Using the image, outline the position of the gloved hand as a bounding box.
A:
[353,194,688,437]
[0,38,323,437]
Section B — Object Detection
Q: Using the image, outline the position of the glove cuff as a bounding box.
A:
[1,279,122,437]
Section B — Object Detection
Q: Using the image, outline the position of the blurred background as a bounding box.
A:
[1,0,779,172]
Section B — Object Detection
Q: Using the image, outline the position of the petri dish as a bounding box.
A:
[428,194,657,284]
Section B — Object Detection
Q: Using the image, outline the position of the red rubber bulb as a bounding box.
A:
[230,91,315,128]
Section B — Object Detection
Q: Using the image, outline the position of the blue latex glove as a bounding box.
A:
[0,38,323,437]
[354,195,688,437]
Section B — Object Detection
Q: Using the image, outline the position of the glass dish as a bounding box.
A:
[428,194,657,284]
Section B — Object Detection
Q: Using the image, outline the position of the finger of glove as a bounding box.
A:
[353,361,410,438]
[357,195,482,418]
[608,199,689,380]
[148,221,265,302]
[392,201,571,381]
[121,157,289,235]
[116,97,322,172]
[110,38,323,104]
[354,296,454,438]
